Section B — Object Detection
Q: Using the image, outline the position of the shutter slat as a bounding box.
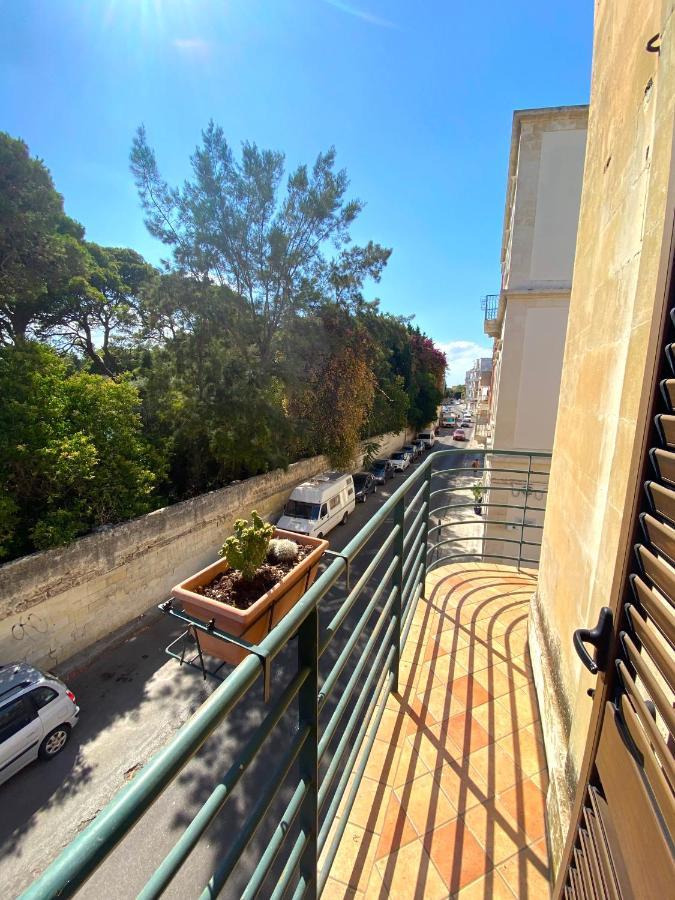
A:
[588,788,630,898]
[630,575,675,646]
[616,658,675,789]
[645,480,675,524]
[640,513,675,566]
[625,604,675,692]
[621,632,675,739]
[655,413,675,449]
[636,545,675,605]
[579,828,603,900]
[650,447,675,486]
[620,693,675,836]
[583,805,621,900]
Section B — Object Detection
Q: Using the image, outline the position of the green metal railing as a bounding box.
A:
[22,448,550,900]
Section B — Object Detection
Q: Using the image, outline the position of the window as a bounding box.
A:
[30,686,58,709]
[347,487,354,496]
[0,697,37,743]
[284,500,321,520]
[320,503,328,518]
[329,496,341,511]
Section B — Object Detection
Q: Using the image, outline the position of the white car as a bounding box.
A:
[0,663,79,786]
[389,451,411,472]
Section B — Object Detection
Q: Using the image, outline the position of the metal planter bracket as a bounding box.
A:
[159,599,274,702]
[321,550,351,591]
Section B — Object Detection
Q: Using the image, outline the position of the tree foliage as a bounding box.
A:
[0,129,447,561]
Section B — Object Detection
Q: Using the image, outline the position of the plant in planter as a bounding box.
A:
[471,484,484,516]
[172,511,328,665]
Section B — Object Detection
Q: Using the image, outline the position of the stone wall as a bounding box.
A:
[0,429,409,671]
[529,0,675,875]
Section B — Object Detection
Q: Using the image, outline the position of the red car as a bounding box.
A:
[453,428,466,441]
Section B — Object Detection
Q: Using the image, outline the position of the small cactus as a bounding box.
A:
[219,511,274,581]
[268,538,299,564]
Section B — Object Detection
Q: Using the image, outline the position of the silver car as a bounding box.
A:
[0,663,79,786]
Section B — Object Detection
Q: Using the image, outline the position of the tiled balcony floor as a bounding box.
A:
[325,563,550,899]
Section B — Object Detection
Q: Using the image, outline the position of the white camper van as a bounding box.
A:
[277,472,356,538]
[418,430,436,448]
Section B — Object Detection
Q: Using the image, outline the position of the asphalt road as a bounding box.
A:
[0,426,477,899]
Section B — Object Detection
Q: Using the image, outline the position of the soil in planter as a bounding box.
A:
[195,543,313,611]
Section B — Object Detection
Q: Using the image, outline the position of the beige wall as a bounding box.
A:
[502,107,588,293]
[529,0,675,874]
[491,296,570,452]
[0,430,408,672]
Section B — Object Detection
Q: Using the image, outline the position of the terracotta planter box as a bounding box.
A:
[172,529,328,665]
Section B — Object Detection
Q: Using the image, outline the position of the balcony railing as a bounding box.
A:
[480,293,499,321]
[22,448,551,900]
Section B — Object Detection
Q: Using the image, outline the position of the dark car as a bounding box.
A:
[353,472,377,502]
[370,458,395,484]
[402,444,419,460]
[413,439,426,455]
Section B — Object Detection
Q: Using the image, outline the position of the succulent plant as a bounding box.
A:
[268,538,299,563]
[219,511,274,581]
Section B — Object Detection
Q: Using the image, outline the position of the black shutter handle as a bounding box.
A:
[573,607,613,674]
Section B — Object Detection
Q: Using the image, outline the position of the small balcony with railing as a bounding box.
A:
[481,294,502,339]
[22,448,552,900]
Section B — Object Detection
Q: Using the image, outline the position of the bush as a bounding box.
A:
[0,342,162,557]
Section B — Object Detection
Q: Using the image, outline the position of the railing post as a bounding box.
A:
[297,605,319,898]
[420,462,433,597]
[391,495,405,694]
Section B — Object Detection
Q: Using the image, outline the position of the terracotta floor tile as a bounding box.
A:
[472,665,516,699]
[461,743,524,798]
[462,798,529,865]
[329,823,379,892]
[321,876,362,899]
[494,656,533,688]
[499,627,530,657]
[497,845,551,898]
[498,779,547,841]
[424,817,493,893]
[395,770,458,836]
[429,628,472,657]
[362,738,399,786]
[393,739,431,788]
[374,794,418,860]
[495,683,540,730]
[497,727,547,778]
[373,708,416,746]
[407,730,451,773]
[347,776,391,834]
[417,652,468,686]
[450,645,495,675]
[471,697,520,740]
[433,711,492,756]
[432,759,487,815]
[414,684,467,725]
[376,838,448,900]
[361,863,386,900]
[451,869,516,899]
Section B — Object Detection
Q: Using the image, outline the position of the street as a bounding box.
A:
[0,426,478,898]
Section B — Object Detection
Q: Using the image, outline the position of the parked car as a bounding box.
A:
[370,459,395,484]
[402,444,419,461]
[453,428,466,441]
[389,451,410,472]
[413,439,426,455]
[277,471,355,538]
[353,472,376,502]
[418,430,436,448]
[461,420,472,428]
[0,663,79,786]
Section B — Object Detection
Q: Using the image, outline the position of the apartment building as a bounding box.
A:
[481,105,588,561]
[464,356,491,409]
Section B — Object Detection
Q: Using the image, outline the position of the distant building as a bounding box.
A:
[464,357,492,409]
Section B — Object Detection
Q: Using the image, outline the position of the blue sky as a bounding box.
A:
[0,0,592,383]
